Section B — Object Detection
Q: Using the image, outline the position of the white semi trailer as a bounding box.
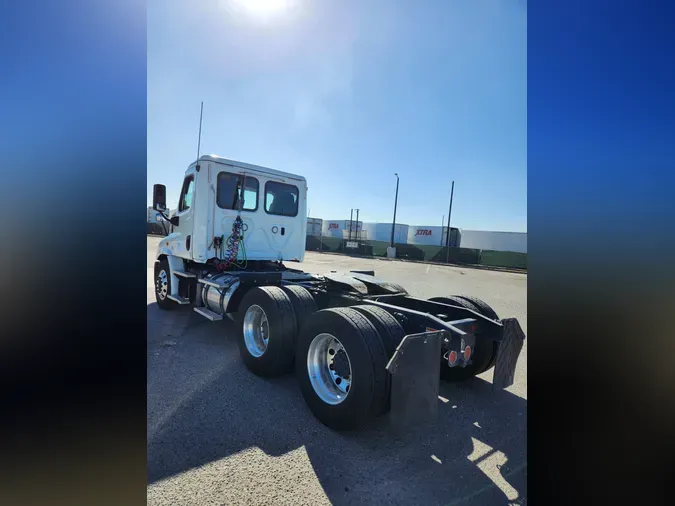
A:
[152,155,526,430]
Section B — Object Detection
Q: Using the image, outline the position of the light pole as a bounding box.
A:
[441,215,445,246]
[390,173,399,247]
[355,208,360,242]
[445,181,455,263]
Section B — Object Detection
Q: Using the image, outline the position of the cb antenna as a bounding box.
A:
[196,101,203,160]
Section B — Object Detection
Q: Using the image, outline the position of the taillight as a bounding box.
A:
[463,346,472,361]
[448,350,458,366]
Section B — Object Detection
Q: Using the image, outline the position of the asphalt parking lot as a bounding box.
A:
[147,236,527,505]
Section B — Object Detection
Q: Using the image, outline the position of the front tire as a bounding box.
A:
[296,307,389,430]
[155,259,176,310]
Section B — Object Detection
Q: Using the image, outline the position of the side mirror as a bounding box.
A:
[170,216,180,226]
[153,184,167,211]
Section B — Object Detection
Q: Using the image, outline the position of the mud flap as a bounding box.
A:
[386,331,443,432]
[492,318,526,390]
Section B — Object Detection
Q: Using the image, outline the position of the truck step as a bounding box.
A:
[199,278,227,288]
[174,271,196,278]
[167,294,190,305]
[193,306,223,321]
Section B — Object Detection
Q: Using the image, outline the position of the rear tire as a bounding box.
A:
[429,296,492,381]
[281,285,318,337]
[456,295,500,370]
[351,305,405,413]
[238,286,297,377]
[456,295,499,321]
[296,308,389,430]
[351,305,404,359]
[155,259,176,310]
[430,295,477,313]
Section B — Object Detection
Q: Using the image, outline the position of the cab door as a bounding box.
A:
[262,180,302,260]
[172,170,196,259]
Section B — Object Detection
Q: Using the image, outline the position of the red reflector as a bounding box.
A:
[448,350,458,365]
[463,346,472,361]
[471,324,477,332]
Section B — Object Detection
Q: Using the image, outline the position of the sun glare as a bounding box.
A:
[232,0,294,15]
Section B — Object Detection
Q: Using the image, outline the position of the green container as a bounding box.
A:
[425,247,481,264]
[305,236,343,252]
[479,250,528,269]
[392,243,425,261]
[363,240,390,257]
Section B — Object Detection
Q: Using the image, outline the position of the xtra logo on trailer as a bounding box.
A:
[328,223,340,229]
[415,229,433,236]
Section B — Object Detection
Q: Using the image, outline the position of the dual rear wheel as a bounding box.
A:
[296,307,399,430]
[428,295,501,381]
[236,286,404,430]
[236,288,500,430]
[236,286,312,377]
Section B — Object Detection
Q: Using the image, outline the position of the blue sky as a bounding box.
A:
[148,0,526,231]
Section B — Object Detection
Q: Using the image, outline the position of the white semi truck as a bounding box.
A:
[152,155,526,430]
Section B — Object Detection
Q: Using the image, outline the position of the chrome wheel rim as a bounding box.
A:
[157,270,168,300]
[307,333,352,405]
[243,305,269,357]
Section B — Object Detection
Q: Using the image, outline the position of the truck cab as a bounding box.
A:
[154,155,307,264]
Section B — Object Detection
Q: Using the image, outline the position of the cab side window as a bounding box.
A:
[217,172,259,211]
[265,181,299,217]
[179,175,195,212]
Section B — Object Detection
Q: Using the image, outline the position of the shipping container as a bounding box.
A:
[306,217,323,236]
[458,230,527,253]
[322,219,364,239]
[407,226,461,247]
[362,222,409,244]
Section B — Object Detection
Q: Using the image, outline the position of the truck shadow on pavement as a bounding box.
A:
[147,302,527,505]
